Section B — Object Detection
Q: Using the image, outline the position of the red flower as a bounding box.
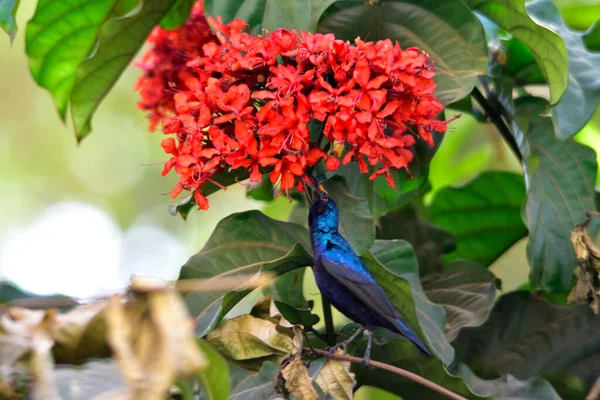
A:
[134,2,457,211]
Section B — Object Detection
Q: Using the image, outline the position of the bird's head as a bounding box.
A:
[308,185,339,232]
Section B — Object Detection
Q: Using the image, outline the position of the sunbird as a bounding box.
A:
[308,184,431,364]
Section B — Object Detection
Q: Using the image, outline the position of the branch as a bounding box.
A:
[305,348,467,400]
[471,86,522,162]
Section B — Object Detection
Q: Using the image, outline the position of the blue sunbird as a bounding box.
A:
[306,179,431,364]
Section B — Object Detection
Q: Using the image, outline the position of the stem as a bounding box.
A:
[305,348,467,400]
[471,86,522,162]
[321,298,336,346]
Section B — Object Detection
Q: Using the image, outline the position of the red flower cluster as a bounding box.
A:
[135,1,216,131]
[135,7,455,210]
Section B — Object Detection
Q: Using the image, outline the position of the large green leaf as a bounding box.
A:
[377,206,456,276]
[427,171,527,267]
[448,363,561,400]
[26,0,178,141]
[353,335,559,399]
[323,176,375,255]
[453,291,600,390]
[26,0,129,120]
[179,211,312,336]
[317,0,488,104]
[517,97,597,291]
[526,0,600,139]
[368,240,453,365]
[0,0,19,41]
[196,339,231,400]
[464,0,568,105]
[422,261,498,342]
[71,0,178,140]
[204,0,312,32]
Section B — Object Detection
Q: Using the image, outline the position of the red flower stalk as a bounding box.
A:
[135,2,457,210]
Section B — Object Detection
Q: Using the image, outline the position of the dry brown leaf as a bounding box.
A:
[106,277,207,400]
[1,308,60,399]
[206,314,298,360]
[569,214,600,314]
[280,354,318,400]
[314,354,356,400]
[250,296,294,328]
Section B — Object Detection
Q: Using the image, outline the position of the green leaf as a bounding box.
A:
[502,37,545,85]
[453,291,600,390]
[204,0,311,32]
[246,176,275,202]
[323,176,375,255]
[26,0,129,120]
[354,336,560,399]
[178,211,312,336]
[518,97,598,291]
[427,171,527,267]
[338,131,443,219]
[447,363,561,400]
[367,240,453,365]
[71,0,178,140]
[196,339,231,400]
[160,0,193,29]
[583,21,600,51]
[26,0,179,141]
[0,281,77,309]
[0,0,19,41]
[526,0,600,139]
[422,261,498,342]
[317,0,488,104]
[377,206,456,276]
[274,301,320,329]
[272,269,307,308]
[228,361,280,399]
[464,0,568,105]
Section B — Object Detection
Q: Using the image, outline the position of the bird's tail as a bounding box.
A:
[395,318,432,356]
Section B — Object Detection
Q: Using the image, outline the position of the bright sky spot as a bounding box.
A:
[0,202,122,298]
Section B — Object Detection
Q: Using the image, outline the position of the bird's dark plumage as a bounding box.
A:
[308,190,431,356]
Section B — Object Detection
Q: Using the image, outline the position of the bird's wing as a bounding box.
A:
[319,240,410,336]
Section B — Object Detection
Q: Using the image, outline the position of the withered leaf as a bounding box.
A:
[206,314,299,361]
[0,304,109,400]
[280,354,318,400]
[569,214,600,314]
[106,277,208,400]
[314,354,355,400]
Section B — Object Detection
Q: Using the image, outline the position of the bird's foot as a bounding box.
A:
[361,354,374,369]
[326,342,348,355]
[361,329,375,370]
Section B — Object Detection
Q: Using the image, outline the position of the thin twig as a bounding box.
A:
[471,86,522,162]
[305,348,467,400]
